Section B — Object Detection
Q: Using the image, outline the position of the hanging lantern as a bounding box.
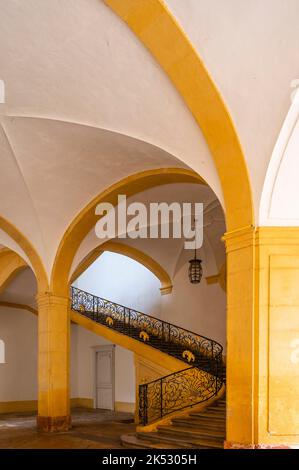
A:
[188,250,203,284]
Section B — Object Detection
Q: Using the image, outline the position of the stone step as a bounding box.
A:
[138,431,223,449]
[156,428,224,448]
[185,418,225,427]
[136,432,197,449]
[172,417,225,431]
[208,406,226,413]
[157,424,224,440]
[168,420,225,438]
[157,425,224,444]
[121,433,190,449]
[203,407,226,414]
[189,411,226,421]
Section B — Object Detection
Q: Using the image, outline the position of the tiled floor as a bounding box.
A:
[0,408,135,449]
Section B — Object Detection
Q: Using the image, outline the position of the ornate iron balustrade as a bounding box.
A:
[71,286,224,424]
[139,366,222,425]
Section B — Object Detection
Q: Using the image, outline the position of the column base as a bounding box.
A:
[37,414,72,432]
[224,441,290,449]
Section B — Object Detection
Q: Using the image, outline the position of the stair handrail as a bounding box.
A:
[71,286,223,359]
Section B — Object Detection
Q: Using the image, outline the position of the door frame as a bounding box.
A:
[92,344,115,410]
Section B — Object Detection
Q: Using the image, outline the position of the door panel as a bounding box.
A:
[96,348,114,410]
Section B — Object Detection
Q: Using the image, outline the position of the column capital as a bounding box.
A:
[222,225,255,253]
[36,291,70,309]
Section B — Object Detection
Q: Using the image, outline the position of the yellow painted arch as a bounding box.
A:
[70,240,173,295]
[0,248,27,294]
[51,167,203,295]
[104,0,254,231]
[0,300,37,316]
[0,216,48,292]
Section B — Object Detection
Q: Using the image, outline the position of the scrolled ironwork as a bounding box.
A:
[71,286,224,425]
[139,366,220,425]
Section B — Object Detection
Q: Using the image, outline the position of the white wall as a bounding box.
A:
[0,306,135,406]
[0,307,37,401]
[161,263,226,352]
[75,249,226,350]
[74,251,161,317]
[73,324,135,405]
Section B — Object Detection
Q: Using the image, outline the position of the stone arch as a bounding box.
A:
[70,240,173,295]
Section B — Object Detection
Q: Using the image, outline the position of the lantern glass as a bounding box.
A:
[188,258,203,284]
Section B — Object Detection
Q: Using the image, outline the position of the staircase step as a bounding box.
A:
[168,421,225,438]
[208,406,226,413]
[204,406,226,413]
[121,433,190,449]
[136,432,197,449]
[184,414,226,424]
[156,427,224,448]
[189,411,226,421]
[172,417,225,431]
[138,431,222,449]
[158,425,224,442]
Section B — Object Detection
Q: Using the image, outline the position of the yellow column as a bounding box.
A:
[225,226,299,448]
[37,292,71,432]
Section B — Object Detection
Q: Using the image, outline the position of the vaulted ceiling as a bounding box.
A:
[0,0,298,281]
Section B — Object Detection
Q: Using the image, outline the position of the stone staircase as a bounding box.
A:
[121,395,226,449]
[71,286,225,446]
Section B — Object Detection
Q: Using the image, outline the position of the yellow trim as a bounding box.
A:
[0,249,27,294]
[70,240,173,295]
[51,167,204,296]
[0,216,48,291]
[0,400,37,414]
[115,401,135,413]
[0,398,94,414]
[0,301,37,315]
[205,274,220,285]
[70,398,94,409]
[205,263,226,292]
[104,0,253,231]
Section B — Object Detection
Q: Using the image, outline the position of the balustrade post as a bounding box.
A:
[128,309,131,334]
[92,295,95,321]
[141,383,148,426]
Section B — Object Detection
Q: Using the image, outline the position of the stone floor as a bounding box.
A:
[0,408,136,449]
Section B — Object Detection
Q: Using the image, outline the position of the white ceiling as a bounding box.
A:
[71,182,225,279]
[0,0,298,279]
[166,0,299,212]
[0,0,223,275]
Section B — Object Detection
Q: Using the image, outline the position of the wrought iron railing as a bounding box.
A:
[70,286,224,425]
[139,366,222,425]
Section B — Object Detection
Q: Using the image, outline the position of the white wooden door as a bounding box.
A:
[95,347,114,410]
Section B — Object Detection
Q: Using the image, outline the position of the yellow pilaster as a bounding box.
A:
[225,226,299,448]
[37,292,71,432]
[256,228,299,448]
[224,226,257,447]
